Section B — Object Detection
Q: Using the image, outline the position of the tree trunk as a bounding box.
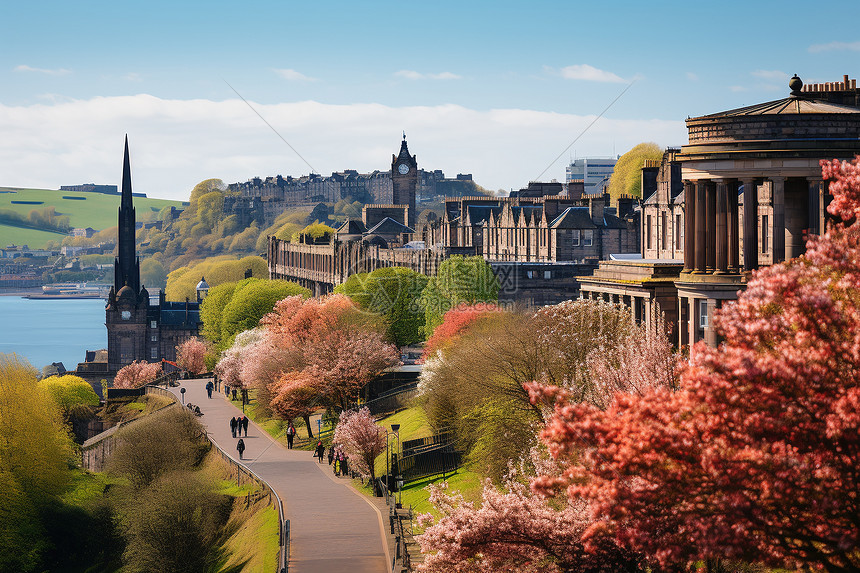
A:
[303,414,314,438]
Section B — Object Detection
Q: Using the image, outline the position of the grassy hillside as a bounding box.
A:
[0,186,185,248]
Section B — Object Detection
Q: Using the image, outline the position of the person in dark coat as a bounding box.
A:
[241,415,249,437]
[230,416,238,438]
[315,440,325,463]
[286,423,296,449]
[205,380,214,398]
[341,454,349,476]
[327,445,334,465]
[236,438,246,460]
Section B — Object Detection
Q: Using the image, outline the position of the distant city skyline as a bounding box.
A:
[2,0,859,200]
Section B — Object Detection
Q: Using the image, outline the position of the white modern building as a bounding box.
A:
[566,157,618,195]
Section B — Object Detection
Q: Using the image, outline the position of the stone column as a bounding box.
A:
[808,177,822,236]
[771,177,786,264]
[728,180,740,272]
[683,181,695,272]
[695,181,707,273]
[715,179,728,273]
[704,299,718,347]
[706,181,716,272]
[742,178,758,271]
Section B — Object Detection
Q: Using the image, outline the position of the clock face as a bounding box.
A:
[121,311,131,320]
[398,163,410,175]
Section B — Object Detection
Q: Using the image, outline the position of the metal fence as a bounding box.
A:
[80,380,289,573]
[396,442,463,484]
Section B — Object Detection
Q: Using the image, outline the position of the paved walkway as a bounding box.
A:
[171,379,390,573]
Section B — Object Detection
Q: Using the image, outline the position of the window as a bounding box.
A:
[544,271,552,280]
[661,215,667,249]
[151,320,157,329]
[762,215,769,253]
[675,214,682,250]
[151,334,158,342]
[583,229,594,247]
[571,229,580,246]
[699,300,709,329]
[646,214,653,249]
[151,347,158,360]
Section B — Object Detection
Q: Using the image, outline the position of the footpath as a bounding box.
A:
[171,378,390,573]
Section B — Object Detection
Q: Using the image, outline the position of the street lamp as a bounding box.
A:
[391,423,402,507]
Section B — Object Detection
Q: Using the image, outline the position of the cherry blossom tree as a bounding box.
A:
[332,407,386,482]
[417,452,644,573]
[422,302,498,359]
[175,336,210,375]
[261,294,399,412]
[269,371,321,438]
[533,157,860,573]
[113,360,163,389]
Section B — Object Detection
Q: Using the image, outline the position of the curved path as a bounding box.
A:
[171,379,389,573]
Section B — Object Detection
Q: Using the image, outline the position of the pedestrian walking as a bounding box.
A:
[232,388,238,400]
[206,380,214,398]
[225,383,230,396]
[230,416,238,438]
[236,438,245,460]
[327,445,334,465]
[341,454,349,477]
[286,423,296,449]
[241,415,249,437]
[315,440,325,462]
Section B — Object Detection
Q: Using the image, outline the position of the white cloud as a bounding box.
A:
[0,95,685,200]
[273,68,317,81]
[123,72,143,82]
[557,64,626,83]
[686,72,699,81]
[14,64,72,76]
[395,70,461,80]
[751,70,788,80]
[809,40,860,53]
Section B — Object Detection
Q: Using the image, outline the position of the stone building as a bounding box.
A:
[104,138,202,372]
[579,74,860,347]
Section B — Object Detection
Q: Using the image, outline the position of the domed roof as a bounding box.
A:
[196,276,209,290]
[117,284,136,301]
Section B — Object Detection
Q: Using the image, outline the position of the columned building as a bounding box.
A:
[580,74,860,347]
[675,74,859,346]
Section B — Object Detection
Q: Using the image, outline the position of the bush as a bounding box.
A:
[107,408,208,489]
[120,470,230,573]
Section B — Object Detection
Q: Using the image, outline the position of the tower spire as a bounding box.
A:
[115,135,140,293]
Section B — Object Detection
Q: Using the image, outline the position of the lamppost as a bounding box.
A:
[391,423,402,507]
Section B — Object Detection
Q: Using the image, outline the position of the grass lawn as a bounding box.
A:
[0,225,66,248]
[0,186,185,248]
[60,468,126,506]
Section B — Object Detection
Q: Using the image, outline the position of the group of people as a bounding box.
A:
[319,442,350,477]
[231,415,250,459]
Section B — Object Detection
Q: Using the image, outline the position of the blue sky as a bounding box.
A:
[2,0,859,199]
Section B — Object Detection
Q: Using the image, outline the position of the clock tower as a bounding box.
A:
[391,133,417,226]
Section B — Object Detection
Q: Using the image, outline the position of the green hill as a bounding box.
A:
[0,187,185,248]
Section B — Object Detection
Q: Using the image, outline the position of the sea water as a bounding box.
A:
[0,296,107,371]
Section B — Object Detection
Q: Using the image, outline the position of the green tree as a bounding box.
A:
[199,282,238,350]
[219,279,311,349]
[38,374,99,413]
[187,178,225,211]
[420,255,500,337]
[607,142,663,204]
[0,354,75,571]
[140,257,167,290]
[335,267,429,346]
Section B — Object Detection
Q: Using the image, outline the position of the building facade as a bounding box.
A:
[566,157,618,195]
[580,74,860,347]
[104,138,201,372]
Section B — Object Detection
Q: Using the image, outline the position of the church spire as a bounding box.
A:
[115,135,140,293]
